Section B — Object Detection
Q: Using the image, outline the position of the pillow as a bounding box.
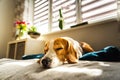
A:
[79,46,120,61]
[22,53,44,60]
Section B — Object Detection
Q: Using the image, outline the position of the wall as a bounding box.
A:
[41,19,120,51]
[0,0,15,58]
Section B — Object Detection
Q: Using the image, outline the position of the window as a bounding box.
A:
[81,0,117,22]
[34,0,77,34]
[34,0,49,33]
[33,0,117,34]
[52,0,76,31]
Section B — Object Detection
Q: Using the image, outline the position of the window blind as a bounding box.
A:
[52,0,76,31]
[33,0,49,33]
[33,0,117,33]
[81,0,117,22]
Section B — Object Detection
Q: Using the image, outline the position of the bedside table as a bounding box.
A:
[6,38,45,60]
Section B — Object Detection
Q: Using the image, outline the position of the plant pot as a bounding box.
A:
[28,32,40,39]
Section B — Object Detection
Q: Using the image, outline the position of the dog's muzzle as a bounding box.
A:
[41,57,52,68]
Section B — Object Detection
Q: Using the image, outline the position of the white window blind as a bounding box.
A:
[81,0,117,22]
[52,0,77,31]
[33,0,117,34]
[34,0,49,33]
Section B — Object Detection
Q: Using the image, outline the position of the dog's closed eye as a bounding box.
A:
[55,48,63,51]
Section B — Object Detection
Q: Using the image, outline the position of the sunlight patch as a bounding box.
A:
[98,62,110,66]
[4,61,34,67]
[52,67,103,76]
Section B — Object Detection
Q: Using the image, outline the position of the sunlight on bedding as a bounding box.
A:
[52,67,103,77]
[3,61,34,67]
[98,62,110,66]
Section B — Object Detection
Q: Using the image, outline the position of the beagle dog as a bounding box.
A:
[38,37,94,68]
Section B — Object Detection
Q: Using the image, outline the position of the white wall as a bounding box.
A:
[41,19,120,51]
[0,0,15,58]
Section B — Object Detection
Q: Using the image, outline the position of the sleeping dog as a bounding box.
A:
[38,37,94,68]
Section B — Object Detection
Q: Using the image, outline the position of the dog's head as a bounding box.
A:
[40,37,83,68]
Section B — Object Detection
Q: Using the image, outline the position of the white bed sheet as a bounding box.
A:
[0,58,120,80]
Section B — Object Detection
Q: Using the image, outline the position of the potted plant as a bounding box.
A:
[28,26,40,39]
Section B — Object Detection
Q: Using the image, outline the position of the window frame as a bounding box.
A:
[33,0,117,34]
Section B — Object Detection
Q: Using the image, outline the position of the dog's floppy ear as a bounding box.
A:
[44,41,49,54]
[37,41,49,64]
[66,41,80,63]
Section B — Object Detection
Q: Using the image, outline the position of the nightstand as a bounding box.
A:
[6,38,45,59]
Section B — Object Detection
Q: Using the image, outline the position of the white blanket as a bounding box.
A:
[0,58,120,80]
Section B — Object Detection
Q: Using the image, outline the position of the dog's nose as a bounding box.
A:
[41,57,52,68]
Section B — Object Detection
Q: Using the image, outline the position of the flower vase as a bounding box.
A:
[58,9,64,30]
[18,29,23,40]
